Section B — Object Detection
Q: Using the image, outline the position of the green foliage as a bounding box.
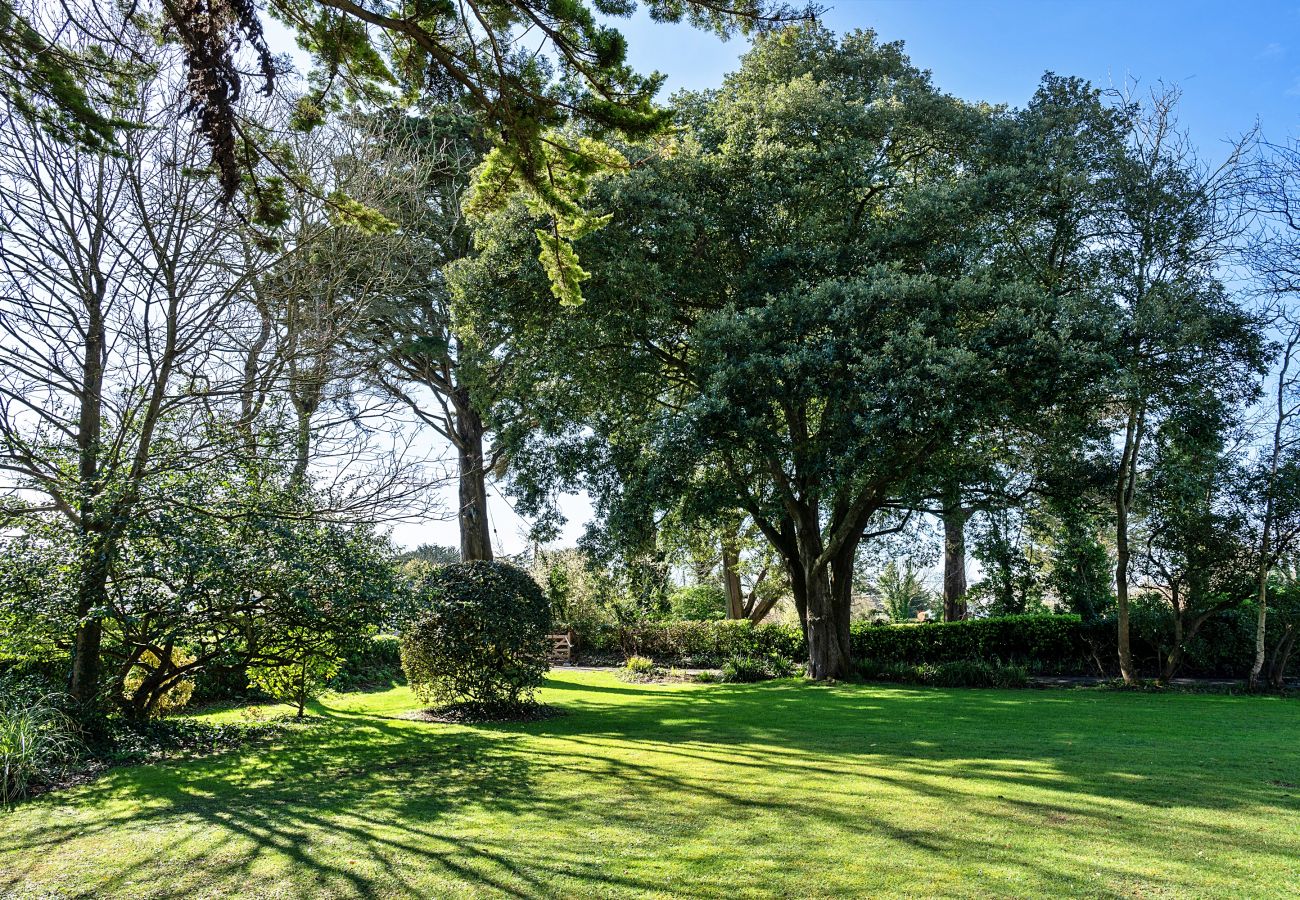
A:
[331,635,404,691]
[719,653,799,682]
[248,637,341,717]
[531,548,623,637]
[400,562,553,707]
[616,655,659,682]
[122,650,196,719]
[719,655,772,683]
[876,562,933,623]
[667,584,727,621]
[586,619,805,666]
[0,678,78,806]
[856,659,1031,689]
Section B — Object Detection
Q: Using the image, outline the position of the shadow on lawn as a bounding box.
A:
[4,676,1298,898]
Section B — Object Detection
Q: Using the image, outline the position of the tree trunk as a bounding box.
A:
[69,299,107,710]
[942,505,968,622]
[454,392,492,562]
[722,536,744,619]
[1249,576,1269,690]
[1160,598,1185,684]
[804,564,851,679]
[68,561,107,709]
[1114,406,1145,684]
[1269,625,1295,689]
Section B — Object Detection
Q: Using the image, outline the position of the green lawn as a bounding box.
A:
[2,672,1298,899]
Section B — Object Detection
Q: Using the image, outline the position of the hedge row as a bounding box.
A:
[580,616,1089,671]
[574,610,1286,678]
[580,620,805,666]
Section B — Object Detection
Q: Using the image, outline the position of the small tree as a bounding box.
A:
[248,632,341,718]
[400,562,552,708]
[667,584,728,621]
[877,562,932,623]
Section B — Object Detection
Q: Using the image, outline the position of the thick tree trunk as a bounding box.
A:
[454,393,492,562]
[722,538,744,619]
[942,505,968,622]
[804,564,851,679]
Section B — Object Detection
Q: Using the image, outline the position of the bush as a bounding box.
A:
[332,634,403,690]
[624,655,655,675]
[850,615,1090,674]
[400,561,552,707]
[572,610,1289,679]
[856,659,1030,688]
[248,654,339,718]
[0,678,79,806]
[581,619,805,666]
[666,585,727,621]
[719,653,800,683]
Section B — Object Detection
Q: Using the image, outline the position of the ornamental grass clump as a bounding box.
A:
[0,684,79,807]
[400,561,552,710]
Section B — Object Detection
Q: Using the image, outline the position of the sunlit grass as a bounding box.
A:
[2,672,1297,898]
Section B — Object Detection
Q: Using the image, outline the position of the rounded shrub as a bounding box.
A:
[400,561,552,708]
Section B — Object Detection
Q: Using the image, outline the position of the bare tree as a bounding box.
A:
[0,48,255,707]
[1245,138,1300,686]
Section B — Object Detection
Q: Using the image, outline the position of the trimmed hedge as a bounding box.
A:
[574,611,1284,678]
[851,615,1091,674]
[581,619,804,666]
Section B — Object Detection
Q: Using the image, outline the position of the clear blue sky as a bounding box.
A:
[617,0,1299,154]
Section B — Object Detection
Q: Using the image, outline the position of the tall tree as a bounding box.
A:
[1100,91,1262,682]
[462,28,1102,678]
[0,52,254,708]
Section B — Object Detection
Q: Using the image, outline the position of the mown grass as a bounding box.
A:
[1,672,1298,899]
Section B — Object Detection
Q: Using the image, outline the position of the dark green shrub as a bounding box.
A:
[718,653,799,683]
[719,655,772,683]
[581,619,805,666]
[400,561,552,707]
[856,659,1029,688]
[666,585,727,621]
[332,634,403,690]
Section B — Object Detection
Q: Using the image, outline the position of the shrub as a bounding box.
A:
[667,584,727,621]
[718,653,799,683]
[582,619,805,666]
[624,655,656,675]
[122,649,196,718]
[0,679,79,806]
[720,655,772,683]
[332,634,403,690]
[856,659,1030,688]
[400,561,552,707]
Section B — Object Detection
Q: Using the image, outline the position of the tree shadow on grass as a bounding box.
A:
[2,675,1298,898]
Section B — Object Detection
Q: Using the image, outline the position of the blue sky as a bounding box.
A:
[354,1,1300,552]
[619,0,1300,153]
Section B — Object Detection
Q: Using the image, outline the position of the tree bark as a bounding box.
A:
[68,291,107,709]
[454,389,492,562]
[942,504,968,622]
[1114,405,1145,684]
[721,535,744,619]
[1269,624,1295,689]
